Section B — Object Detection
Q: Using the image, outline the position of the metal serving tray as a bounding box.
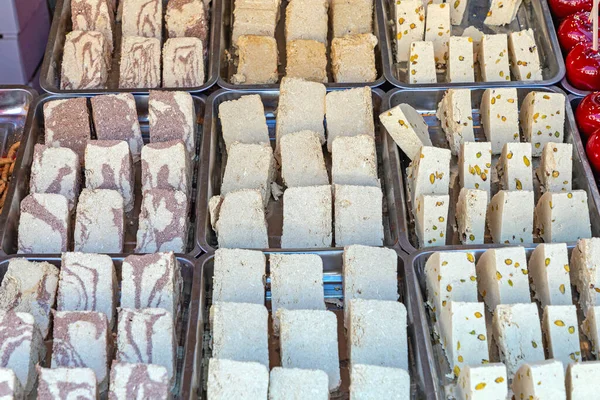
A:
[561,77,592,98]
[39,0,219,94]
[195,88,403,254]
[381,0,565,89]
[0,254,201,399]
[195,249,435,399]
[385,86,600,254]
[408,244,595,400]
[0,93,206,257]
[216,0,386,90]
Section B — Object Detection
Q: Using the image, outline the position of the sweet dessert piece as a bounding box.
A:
[91,93,144,161]
[542,305,582,367]
[278,309,340,391]
[285,0,328,44]
[0,312,45,394]
[109,362,170,400]
[18,193,70,254]
[583,307,600,354]
[438,301,489,376]
[566,362,600,398]
[455,364,508,400]
[511,360,566,399]
[121,252,182,317]
[508,29,542,81]
[325,87,374,151]
[141,140,190,196]
[285,40,327,82]
[350,364,410,400]
[497,142,534,191]
[281,185,332,248]
[379,103,432,161]
[163,37,205,88]
[459,142,492,195]
[51,311,110,391]
[487,190,534,244]
[61,31,109,90]
[121,0,162,39]
[535,191,591,243]
[213,189,269,249]
[408,41,437,84]
[221,143,275,207]
[210,302,269,367]
[415,194,449,247]
[425,251,478,323]
[276,77,326,145]
[447,37,474,83]
[570,238,600,316]
[456,188,487,245]
[332,135,378,187]
[520,91,566,156]
[480,88,519,154]
[71,0,115,53]
[37,367,98,400]
[449,0,468,24]
[0,368,22,399]
[74,189,124,253]
[165,0,209,45]
[395,0,425,62]
[270,254,325,329]
[116,308,175,383]
[529,243,573,307]
[119,36,161,88]
[479,34,511,82]
[407,145,451,208]
[231,35,279,85]
[334,184,384,247]
[149,91,196,155]
[436,89,475,155]
[331,33,378,83]
[462,27,484,61]
[269,368,329,400]
[57,253,118,328]
[207,359,269,400]
[538,143,572,193]
[492,303,545,376]
[348,299,408,370]
[213,248,266,304]
[30,145,81,211]
[84,140,134,212]
[331,0,372,38]
[219,95,269,151]
[136,189,188,253]
[43,97,90,161]
[280,131,328,188]
[424,3,450,66]
[484,0,522,26]
[231,0,279,45]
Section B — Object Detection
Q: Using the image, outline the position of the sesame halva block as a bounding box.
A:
[231,35,279,85]
[395,0,425,62]
[379,103,432,161]
[285,39,328,83]
[213,248,266,305]
[449,0,468,24]
[119,36,161,89]
[436,88,475,155]
[566,362,600,399]
[331,135,378,187]
[408,41,437,84]
[479,34,511,82]
[407,145,451,209]
[331,33,378,83]
[165,0,209,45]
[331,0,373,38]
[325,87,374,151]
[61,31,109,90]
[459,142,492,195]
[231,0,279,45]
[528,243,573,307]
[149,91,196,155]
[582,306,600,354]
[455,363,508,400]
[121,0,162,39]
[219,94,270,151]
[269,368,329,400]
[480,88,519,154]
[535,191,591,243]
[285,0,329,44]
[163,37,205,88]
[456,188,487,245]
[349,364,410,400]
[74,189,124,253]
[141,140,191,196]
[280,131,329,188]
[424,3,450,66]
[485,0,523,26]
[520,91,566,156]
[538,143,572,193]
[18,193,70,254]
[542,305,582,368]
[207,359,269,400]
[487,190,534,244]
[508,29,542,81]
[281,185,332,248]
[214,189,269,249]
[334,184,384,247]
[43,97,90,162]
[415,194,449,247]
[37,367,98,400]
[71,0,114,53]
[492,303,545,377]
[497,142,533,191]
[511,360,566,399]
[0,368,22,400]
[462,26,484,61]
[108,363,170,400]
[447,37,474,83]
[570,238,600,317]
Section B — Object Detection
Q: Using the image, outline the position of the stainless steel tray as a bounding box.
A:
[216,0,386,90]
[408,244,595,400]
[381,0,565,89]
[561,76,592,97]
[196,248,435,399]
[385,86,600,254]
[0,254,202,399]
[0,93,206,257]
[195,88,403,253]
[39,0,219,94]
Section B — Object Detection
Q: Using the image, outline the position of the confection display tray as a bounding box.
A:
[196,249,435,399]
[216,0,386,90]
[381,0,565,89]
[39,0,219,94]
[195,88,404,254]
[387,86,600,254]
[561,77,591,98]
[408,245,595,400]
[0,254,202,400]
[0,93,206,257]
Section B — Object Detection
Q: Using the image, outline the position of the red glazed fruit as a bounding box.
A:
[586,128,600,172]
[576,92,600,139]
[549,0,592,19]
[558,12,598,52]
[566,42,600,91]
